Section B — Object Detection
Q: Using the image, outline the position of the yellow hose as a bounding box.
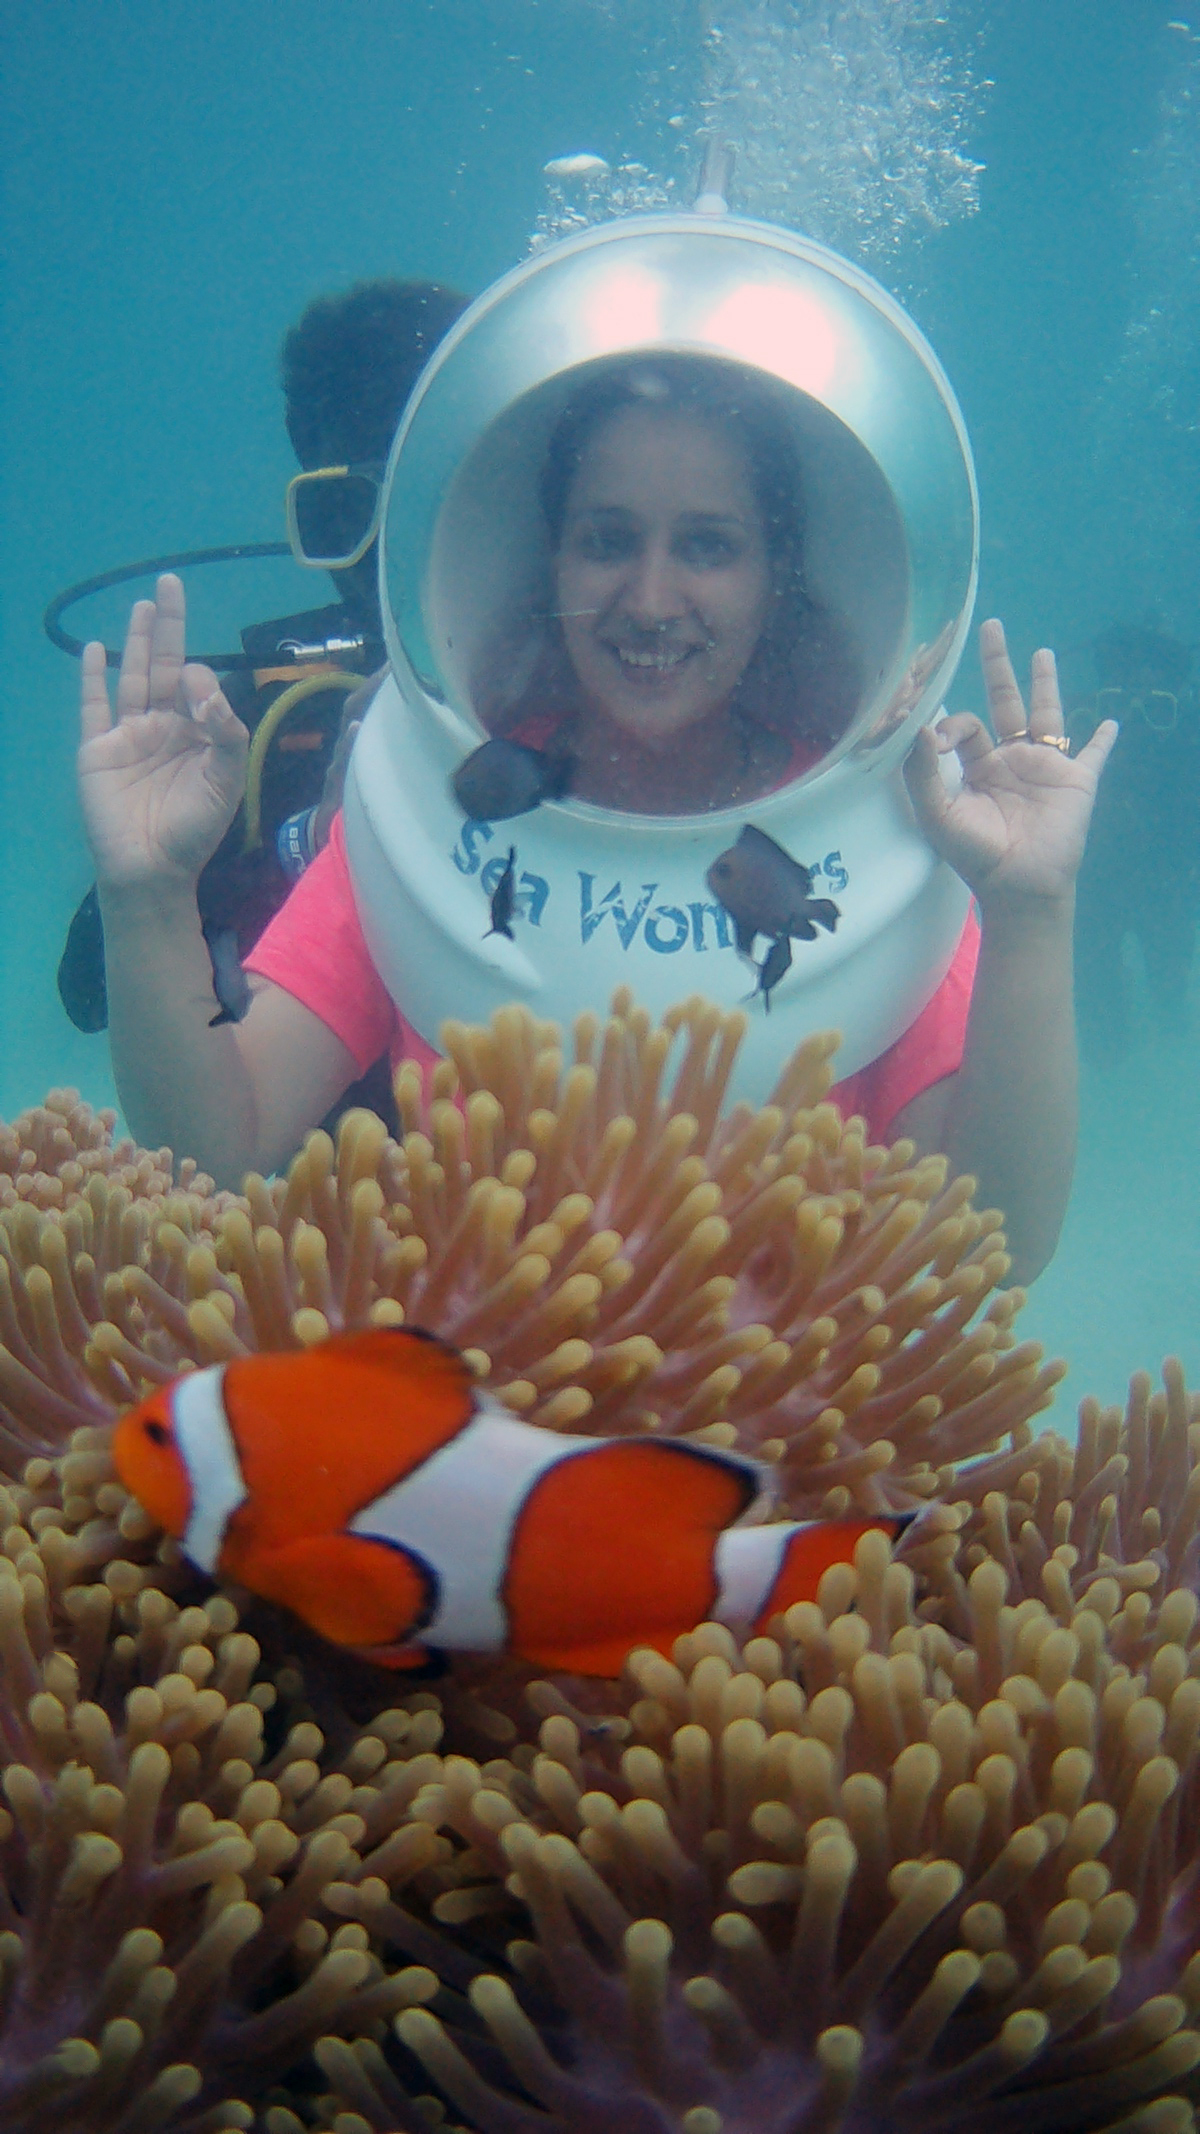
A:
[242,670,362,852]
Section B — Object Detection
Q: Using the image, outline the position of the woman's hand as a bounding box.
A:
[79,573,249,889]
[903,617,1118,913]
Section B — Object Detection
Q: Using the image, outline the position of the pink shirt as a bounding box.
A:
[246,812,980,1143]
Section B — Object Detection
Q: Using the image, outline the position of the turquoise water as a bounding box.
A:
[3,0,1196,1421]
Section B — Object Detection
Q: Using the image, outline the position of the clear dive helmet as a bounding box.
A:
[343,199,978,1102]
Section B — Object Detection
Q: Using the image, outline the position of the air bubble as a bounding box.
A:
[529,0,987,265]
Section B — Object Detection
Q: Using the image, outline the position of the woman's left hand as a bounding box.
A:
[903,617,1118,912]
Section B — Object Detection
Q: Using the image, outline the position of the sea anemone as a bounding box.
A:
[309,1436,1200,2134]
[0,993,1059,1519]
[2,994,1198,2131]
[7,1386,1200,2134]
[0,1493,454,2132]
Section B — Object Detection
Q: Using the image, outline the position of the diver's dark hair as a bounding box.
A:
[281,279,470,469]
[476,355,861,779]
[1093,621,1192,693]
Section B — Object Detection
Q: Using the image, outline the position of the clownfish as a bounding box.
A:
[113,1327,903,1677]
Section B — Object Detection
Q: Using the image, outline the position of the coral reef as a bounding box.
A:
[3,995,1200,2130]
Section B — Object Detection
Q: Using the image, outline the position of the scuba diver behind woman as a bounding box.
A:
[59,278,468,1035]
[77,350,1117,1285]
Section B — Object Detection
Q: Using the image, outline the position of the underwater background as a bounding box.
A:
[3,0,1198,1424]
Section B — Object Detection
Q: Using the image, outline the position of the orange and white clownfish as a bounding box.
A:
[113,1327,906,1677]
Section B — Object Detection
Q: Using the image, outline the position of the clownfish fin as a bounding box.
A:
[315,1323,475,1397]
[519,1631,680,1678]
[350,1639,435,1671]
[250,1529,433,1651]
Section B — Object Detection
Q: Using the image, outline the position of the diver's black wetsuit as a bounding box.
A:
[59,603,397,1133]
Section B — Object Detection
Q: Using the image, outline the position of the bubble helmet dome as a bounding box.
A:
[343,206,979,1101]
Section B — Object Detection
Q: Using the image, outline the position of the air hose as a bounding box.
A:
[242,670,362,851]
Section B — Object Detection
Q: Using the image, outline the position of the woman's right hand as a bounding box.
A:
[79,573,249,888]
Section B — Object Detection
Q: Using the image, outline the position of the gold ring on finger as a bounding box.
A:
[996,727,1070,753]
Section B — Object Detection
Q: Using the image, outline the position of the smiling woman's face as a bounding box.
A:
[554,403,772,751]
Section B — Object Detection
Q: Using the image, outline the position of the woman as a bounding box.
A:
[472,360,858,814]
[79,366,1116,1281]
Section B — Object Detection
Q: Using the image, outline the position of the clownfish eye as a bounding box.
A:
[144,1420,169,1447]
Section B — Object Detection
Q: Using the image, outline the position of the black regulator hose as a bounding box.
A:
[43,542,292,670]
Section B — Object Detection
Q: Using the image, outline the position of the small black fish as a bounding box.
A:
[57,885,108,1033]
[756,933,793,1012]
[453,738,574,823]
[204,924,252,1027]
[486,847,518,940]
[707,824,840,958]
